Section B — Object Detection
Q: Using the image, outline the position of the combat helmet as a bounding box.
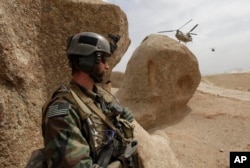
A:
[66,32,111,74]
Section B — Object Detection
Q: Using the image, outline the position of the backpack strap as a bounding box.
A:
[69,87,92,115]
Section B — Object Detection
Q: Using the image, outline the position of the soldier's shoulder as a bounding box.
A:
[47,99,71,118]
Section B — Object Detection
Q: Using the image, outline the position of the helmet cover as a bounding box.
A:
[66,32,111,56]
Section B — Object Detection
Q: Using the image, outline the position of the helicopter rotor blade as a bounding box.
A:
[189,24,198,33]
[189,32,197,35]
[158,30,175,33]
[178,19,193,30]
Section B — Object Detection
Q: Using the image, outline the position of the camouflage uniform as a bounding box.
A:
[42,82,136,168]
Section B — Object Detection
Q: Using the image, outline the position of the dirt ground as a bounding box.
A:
[163,72,250,168]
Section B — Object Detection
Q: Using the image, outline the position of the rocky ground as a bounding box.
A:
[162,72,250,168]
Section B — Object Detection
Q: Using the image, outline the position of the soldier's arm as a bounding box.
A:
[43,102,93,168]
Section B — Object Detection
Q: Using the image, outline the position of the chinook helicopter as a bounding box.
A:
[158,19,198,43]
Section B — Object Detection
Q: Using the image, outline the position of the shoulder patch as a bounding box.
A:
[47,102,70,118]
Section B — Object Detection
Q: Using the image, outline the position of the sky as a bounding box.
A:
[104,0,250,75]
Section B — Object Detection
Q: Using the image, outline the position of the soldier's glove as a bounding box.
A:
[121,107,134,123]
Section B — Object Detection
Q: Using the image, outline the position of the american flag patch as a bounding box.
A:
[47,103,69,118]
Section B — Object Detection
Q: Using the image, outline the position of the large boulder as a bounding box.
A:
[0,1,187,167]
[0,96,4,122]
[0,0,129,167]
[116,34,201,130]
[111,71,124,88]
[134,121,181,168]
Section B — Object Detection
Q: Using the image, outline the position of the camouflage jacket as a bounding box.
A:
[41,83,135,168]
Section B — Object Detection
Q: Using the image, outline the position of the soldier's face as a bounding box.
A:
[92,52,110,82]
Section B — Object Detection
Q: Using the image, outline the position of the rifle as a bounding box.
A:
[97,139,139,168]
[119,139,140,168]
[97,140,115,168]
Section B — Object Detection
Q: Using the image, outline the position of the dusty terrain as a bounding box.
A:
[162,72,250,168]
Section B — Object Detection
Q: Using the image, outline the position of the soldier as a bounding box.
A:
[41,32,141,168]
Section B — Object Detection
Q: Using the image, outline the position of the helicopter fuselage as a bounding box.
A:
[158,19,198,44]
[175,30,192,43]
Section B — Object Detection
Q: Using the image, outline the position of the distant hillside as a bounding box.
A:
[226,68,250,73]
[202,72,250,91]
